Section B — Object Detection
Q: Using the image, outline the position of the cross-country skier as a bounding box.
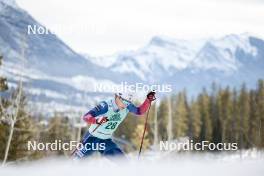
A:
[73,91,156,159]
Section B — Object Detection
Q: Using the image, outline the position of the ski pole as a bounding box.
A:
[138,102,152,159]
[71,123,101,156]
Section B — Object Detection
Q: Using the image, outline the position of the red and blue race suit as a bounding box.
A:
[74,97,151,158]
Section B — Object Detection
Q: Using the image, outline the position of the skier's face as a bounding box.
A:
[115,94,126,110]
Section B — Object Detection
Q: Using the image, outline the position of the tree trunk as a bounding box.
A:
[2,120,14,166]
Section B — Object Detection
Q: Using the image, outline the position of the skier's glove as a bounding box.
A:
[147,91,156,102]
[96,117,109,125]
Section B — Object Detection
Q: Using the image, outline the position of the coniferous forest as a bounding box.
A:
[116,80,264,152]
[0,52,264,164]
[1,52,264,163]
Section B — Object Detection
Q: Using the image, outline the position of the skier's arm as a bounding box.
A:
[127,98,151,116]
[83,101,108,124]
[127,91,156,116]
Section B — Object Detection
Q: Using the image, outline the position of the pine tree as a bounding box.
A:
[173,91,188,138]
[256,80,264,147]
[230,88,240,144]
[211,84,222,145]
[45,114,72,156]
[198,88,212,142]
[0,88,37,163]
[219,87,232,143]
[237,83,250,149]
[188,100,201,141]
[249,90,260,148]
[157,98,169,140]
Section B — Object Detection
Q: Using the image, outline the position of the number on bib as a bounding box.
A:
[105,122,118,129]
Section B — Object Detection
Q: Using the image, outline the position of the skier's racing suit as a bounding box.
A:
[74,92,155,158]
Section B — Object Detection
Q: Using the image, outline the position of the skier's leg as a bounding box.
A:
[101,139,126,159]
[74,132,98,159]
[104,147,124,156]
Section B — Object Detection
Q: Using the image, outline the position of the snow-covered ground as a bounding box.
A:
[1,151,263,176]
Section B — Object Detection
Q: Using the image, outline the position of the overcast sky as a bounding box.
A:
[16,0,264,56]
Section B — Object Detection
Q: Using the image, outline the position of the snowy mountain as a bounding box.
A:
[87,34,260,78]
[85,34,264,93]
[0,0,17,9]
[190,34,257,71]
[1,0,264,114]
[87,36,204,81]
[0,0,121,114]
